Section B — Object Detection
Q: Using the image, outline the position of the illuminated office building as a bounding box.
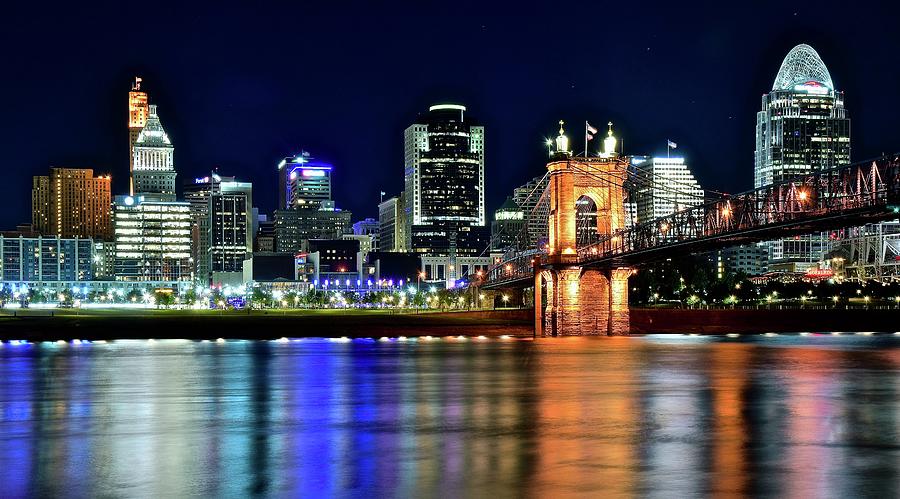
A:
[631,156,704,223]
[403,104,486,253]
[208,181,252,283]
[32,167,112,240]
[491,197,525,252]
[132,105,177,201]
[277,152,333,210]
[377,194,406,252]
[128,77,149,196]
[402,104,489,285]
[755,44,850,269]
[274,207,352,253]
[113,195,192,282]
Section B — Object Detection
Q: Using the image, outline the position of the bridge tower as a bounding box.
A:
[535,122,633,336]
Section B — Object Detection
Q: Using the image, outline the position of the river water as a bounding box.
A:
[0,334,898,498]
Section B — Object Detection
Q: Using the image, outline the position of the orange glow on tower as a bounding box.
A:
[128,77,149,195]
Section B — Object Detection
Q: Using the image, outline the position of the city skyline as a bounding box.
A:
[2,3,899,229]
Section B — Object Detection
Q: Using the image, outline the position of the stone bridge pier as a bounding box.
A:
[534,266,631,336]
[534,123,632,336]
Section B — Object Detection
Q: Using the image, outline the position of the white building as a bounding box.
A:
[113,195,192,282]
[631,156,704,224]
[132,105,177,201]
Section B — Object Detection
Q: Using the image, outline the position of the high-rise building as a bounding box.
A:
[208,181,252,283]
[185,175,233,282]
[113,195,192,282]
[403,104,486,255]
[631,156,704,224]
[755,44,850,269]
[512,175,549,248]
[377,194,405,252]
[401,104,490,285]
[277,152,333,210]
[132,105,177,201]
[128,77,149,197]
[491,197,525,253]
[32,168,112,240]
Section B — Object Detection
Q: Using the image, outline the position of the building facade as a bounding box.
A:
[274,208,352,253]
[32,168,112,240]
[512,175,549,248]
[277,152,333,210]
[0,235,93,283]
[185,175,252,284]
[208,181,253,283]
[113,195,192,282]
[403,104,486,252]
[132,105,177,201]
[352,218,379,251]
[755,44,850,268]
[631,156,705,224]
[128,77,149,196]
[491,197,525,253]
[377,195,405,252]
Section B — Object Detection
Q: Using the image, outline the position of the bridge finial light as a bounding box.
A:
[555,120,571,156]
[602,121,618,158]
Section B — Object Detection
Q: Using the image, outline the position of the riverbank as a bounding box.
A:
[0,308,534,341]
[630,307,900,334]
[1,307,897,341]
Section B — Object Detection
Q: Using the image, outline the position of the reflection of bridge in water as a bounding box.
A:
[475,133,900,336]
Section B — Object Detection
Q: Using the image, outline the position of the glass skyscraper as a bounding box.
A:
[754,44,850,268]
[403,104,487,257]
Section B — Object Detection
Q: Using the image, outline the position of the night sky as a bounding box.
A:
[2,1,898,229]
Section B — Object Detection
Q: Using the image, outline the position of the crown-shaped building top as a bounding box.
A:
[135,105,172,148]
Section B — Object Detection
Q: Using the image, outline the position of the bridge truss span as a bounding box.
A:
[578,155,900,267]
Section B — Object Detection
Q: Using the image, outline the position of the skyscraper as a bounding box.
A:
[128,77,149,197]
[132,105,177,201]
[402,104,490,285]
[403,104,487,254]
[32,167,112,240]
[755,44,850,269]
[208,181,252,284]
[185,175,253,284]
[277,152,333,210]
[113,195,192,282]
[631,156,704,224]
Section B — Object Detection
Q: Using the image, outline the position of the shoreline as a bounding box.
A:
[0,307,898,341]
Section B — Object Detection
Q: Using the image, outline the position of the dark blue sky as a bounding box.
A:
[1,1,898,228]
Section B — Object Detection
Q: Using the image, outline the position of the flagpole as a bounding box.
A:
[667,140,670,159]
[584,121,588,158]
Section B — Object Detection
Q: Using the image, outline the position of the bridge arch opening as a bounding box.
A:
[576,195,601,248]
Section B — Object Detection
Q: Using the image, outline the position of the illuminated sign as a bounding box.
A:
[793,82,829,95]
[301,169,326,178]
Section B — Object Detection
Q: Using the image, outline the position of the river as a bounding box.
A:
[1,334,898,497]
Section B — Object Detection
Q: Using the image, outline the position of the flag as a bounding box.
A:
[380,191,386,196]
[586,121,598,140]
[667,140,678,149]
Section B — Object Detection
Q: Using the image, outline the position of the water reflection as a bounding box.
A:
[0,336,897,497]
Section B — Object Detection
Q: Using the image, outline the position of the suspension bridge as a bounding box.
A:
[471,129,900,336]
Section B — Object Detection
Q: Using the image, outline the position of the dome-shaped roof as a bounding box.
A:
[772,44,834,91]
